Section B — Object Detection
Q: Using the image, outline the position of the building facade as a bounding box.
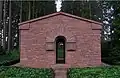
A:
[19,12,102,68]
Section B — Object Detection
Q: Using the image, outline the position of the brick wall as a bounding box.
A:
[19,14,101,68]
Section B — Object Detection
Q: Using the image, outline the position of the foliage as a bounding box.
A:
[101,1,114,41]
[22,1,56,22]
[68,66,120,78]
[101,40,111,57]
[102,1,120,65]
[0,66,54,78]
[112,1,120,47]
[0,49,19,66]
[101,41,120,65]
[62,1,102,22]
[0,1,56,52]
[101,1,120,65]
[0,46,5,55]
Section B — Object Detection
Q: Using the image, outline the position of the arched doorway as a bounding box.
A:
[56,36,66,64]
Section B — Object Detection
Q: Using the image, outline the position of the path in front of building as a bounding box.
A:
[52,64,68,78]
[54,68,67,78]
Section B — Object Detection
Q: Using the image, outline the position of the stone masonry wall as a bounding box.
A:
[19,14,101,68]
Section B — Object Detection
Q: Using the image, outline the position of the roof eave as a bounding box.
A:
[19,12,102,26]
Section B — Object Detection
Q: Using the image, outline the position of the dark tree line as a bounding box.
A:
[0,1,120,65]
[62,1,102,22]
[0,1,56,54]
[21,1,56,22]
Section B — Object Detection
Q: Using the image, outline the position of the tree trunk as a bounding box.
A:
[3,0,6,50]
[20,1,22,22]
[89,1,92,19]
[28,1,31,20]
[32,1,35,18]
[8,0,12,52]
[0,1,3,22]
[0,1,3,47]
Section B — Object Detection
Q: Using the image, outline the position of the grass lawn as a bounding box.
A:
[68,66,120,78]
[0,66,54,78]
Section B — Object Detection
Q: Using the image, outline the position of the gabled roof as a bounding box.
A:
[19,12,102,26]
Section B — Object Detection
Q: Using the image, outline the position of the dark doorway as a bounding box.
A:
[56,36,66,64]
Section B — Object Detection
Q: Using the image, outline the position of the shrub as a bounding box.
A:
[0,66,54,78]
[101,40,120,65]
[0,46,5,55]
[0,49,20,66]
[68,66,120,78]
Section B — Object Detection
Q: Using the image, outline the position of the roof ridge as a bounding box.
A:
[19,12,102,26]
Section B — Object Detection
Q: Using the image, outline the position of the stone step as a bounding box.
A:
[54,68,67,78]
[55,75,67,78]
[52,64,70,69]
[55,71,67,75]
[52,64,69,78]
